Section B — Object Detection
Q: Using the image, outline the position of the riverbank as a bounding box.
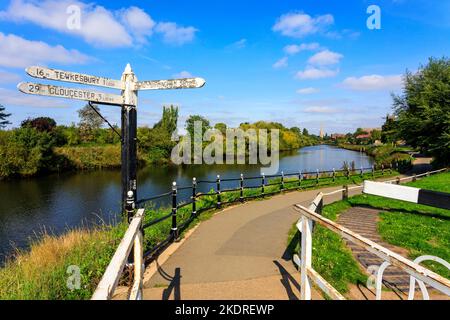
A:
[0,168,397,299]
[338,143,413,169]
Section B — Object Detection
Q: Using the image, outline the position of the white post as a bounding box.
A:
[121,63,138,106]
[300,216,312,300]
[130,229,143,300]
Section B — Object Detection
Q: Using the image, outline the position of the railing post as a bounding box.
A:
[261,173,265,196]
[413,174,417,182]
[171,182,178,240]
[343,185,349,200]
[132,224,143,300]
[396,177,401,185]
[317,197,323,215]
[426,171,430,177]
[126,190,135,264]
[360,167,364,179]
[300,216,312,300]
[281,171,285,191]
[216,175,221,208]
[192,177,197,216]
[240,173,244,202]
[126,190,135,224]
[316,169,320,185]
[382,164,385,175]
[299,170,303,188]
[332,168,336,182]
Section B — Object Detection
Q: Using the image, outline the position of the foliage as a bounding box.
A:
[393,57,450,165]
[381,115,398,143]
[78,104,104,143]
[185,114,211,137]
[54,145,123,170]
[214,122,227,135]
[154,105,178,135]
[0,104,11,129]
[0,127,63,178]
[339,143,412,170]
[21,117,56,132]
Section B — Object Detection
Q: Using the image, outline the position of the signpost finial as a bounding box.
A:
[124,63,133,75]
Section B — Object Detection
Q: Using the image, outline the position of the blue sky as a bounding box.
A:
[0,0,449,134]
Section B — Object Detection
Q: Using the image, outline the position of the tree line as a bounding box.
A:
[332,57,449,167]
[0,103,318,179]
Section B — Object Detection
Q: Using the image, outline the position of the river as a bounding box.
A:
[0,145,373,262]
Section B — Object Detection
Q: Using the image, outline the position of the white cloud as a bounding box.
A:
[308,50,343,66]
[156,22,197,46]
[119,6,156,44]
[295,67,339,80]
[273,12,334,38]
[173,71,193,78]
[303,106,340,114]
[228,38,247,49]
[297,87,319,95]
[341,75,403,91]
[273,57,288,69]
[0,32,91,68]
[0,0,195,47]
[0,70,21,83]
[0,0,133,47]
[284,43,320,55]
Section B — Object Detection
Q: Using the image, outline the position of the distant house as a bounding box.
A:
[356,134,371,140]
[331,133,346,140]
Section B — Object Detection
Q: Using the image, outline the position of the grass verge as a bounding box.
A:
[287,171,449,296]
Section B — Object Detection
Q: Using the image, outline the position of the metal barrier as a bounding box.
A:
[136,166,387,260]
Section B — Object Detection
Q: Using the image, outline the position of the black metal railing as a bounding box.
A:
[137,162,402,261]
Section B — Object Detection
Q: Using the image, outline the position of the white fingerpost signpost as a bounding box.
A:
[18,64,206,220]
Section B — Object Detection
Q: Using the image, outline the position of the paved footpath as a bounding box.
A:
[141,184,364,300]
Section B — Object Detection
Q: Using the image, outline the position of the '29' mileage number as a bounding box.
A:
[28,84,41,93]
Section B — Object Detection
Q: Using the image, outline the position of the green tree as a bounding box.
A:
[381,115,398,144]
[185,115,211,137]
[393,57,450,165]
[371,129,382,143]
[302,128,309,136]
[154,105,178,135]
[21,117,57,132]
[214,123,227,135]
[78,104,103,142]
[0,104,11,129]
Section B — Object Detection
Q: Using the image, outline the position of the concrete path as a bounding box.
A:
[142,184,362,300]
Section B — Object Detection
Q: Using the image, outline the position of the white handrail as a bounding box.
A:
[92,209,145,300]
[294,202,450,299]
